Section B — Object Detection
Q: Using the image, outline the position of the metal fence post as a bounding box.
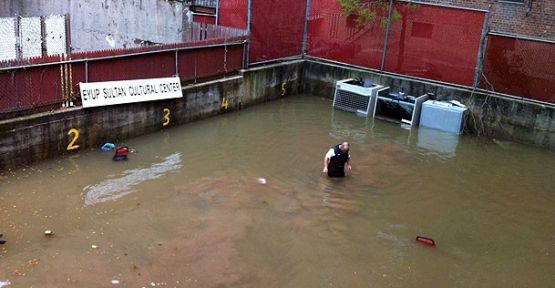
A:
[246,0,252,66]
[85,60,89,83]
[40,16,47,57]
[380,0,394,72]
[175,49,179,76]
[15,15,22,60]
[215,0,220,26]
[473,10,491,89]
[65,14,71,56]
[301,0,312,57]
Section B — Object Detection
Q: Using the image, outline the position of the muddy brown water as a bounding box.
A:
[1,95,554,287]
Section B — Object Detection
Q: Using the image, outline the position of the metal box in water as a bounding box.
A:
[372,88,431,126]
[420,100,468,134]
[333,79,387,116]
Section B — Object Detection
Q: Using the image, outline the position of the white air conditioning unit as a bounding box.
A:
[332,79,387,116]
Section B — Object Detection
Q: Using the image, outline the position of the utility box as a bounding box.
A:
[420,100,468,134]
[333,79,387,116]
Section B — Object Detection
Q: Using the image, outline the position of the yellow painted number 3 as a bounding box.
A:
[163,108,171,126]
[67,128,80,151]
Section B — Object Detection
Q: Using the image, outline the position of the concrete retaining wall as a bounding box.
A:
[1,58,553,170]
[303,59,555,151]
[0,60,303,170]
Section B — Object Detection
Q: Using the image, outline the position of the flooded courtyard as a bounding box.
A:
[1,95,554,287]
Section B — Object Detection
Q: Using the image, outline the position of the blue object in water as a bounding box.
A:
[101,143,116,152]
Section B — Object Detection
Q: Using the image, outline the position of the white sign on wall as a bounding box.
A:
[79,77,183,108]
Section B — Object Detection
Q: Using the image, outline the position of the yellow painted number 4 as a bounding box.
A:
[67,128,80,151]
[163,108,171,126]
[222,98,229,110]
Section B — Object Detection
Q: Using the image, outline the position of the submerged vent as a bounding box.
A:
[333,89,371,114]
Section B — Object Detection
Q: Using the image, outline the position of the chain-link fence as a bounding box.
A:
[0,17,17,61]
[480,33,555,103]
[305,0,487,87]
[0,15,69,62]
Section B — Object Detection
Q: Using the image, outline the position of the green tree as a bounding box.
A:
[339,0,413,28]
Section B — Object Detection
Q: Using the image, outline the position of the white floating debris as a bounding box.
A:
[0,280,11,288]
[257,178,267,185]
[150,282,156,287]
[111,279,120,285]
[91,245,98,249]
[44,230,54,236]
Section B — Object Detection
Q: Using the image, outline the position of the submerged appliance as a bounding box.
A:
[372,89,431,126]
[420,100,468,134]
[332,79,387,116]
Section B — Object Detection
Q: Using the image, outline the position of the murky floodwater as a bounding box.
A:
[1,95,554,287]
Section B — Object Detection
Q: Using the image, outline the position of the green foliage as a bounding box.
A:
[339,0,418,28]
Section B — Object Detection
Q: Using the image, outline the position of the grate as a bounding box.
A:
[333,89,371,114]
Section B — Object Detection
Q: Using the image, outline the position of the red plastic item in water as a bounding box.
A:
[416,236,436,246]
[113,147,129,161]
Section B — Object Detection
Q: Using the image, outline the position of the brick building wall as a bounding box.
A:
[414,0,555,40]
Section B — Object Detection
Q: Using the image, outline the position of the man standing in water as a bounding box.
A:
[323,142,352,177]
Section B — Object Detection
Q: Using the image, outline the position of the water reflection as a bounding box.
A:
[417,127,460,159]
[83,153,182,206]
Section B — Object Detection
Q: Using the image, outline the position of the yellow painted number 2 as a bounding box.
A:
[67,128,80,151]
[163,108,171,126]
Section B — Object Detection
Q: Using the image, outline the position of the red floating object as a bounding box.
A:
[113,146,129,161]
[416,236,436,246]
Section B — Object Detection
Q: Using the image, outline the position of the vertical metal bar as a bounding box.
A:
[15,16,22,60]
[246,0,252,66]
[215,0,220,26]
[65,14,71,56]
[85,60,89,83]
[242,41,247,69]
[473,10,491,89]
[40,16,47,57]
[380,0,394,72]
[301,0,312,57]
[175,49,179,76]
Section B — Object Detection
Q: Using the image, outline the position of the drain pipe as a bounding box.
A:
[380,0,394,72]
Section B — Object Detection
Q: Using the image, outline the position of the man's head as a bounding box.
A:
[340,142,350,153]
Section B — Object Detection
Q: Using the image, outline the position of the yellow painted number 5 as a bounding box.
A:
[163,108,171,126]
[67,128,80,151]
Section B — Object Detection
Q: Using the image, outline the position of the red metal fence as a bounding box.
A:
[219,0,248,29]
[307,0,486,86]
[0,24,247,117]
[383,2,485,86]
[307,0,386,70]
[249,0,307,63]
[481,34,555,103]
[2,1,555,118]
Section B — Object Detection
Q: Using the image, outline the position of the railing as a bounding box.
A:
[185,0,218,8]
[0,23,248,118]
